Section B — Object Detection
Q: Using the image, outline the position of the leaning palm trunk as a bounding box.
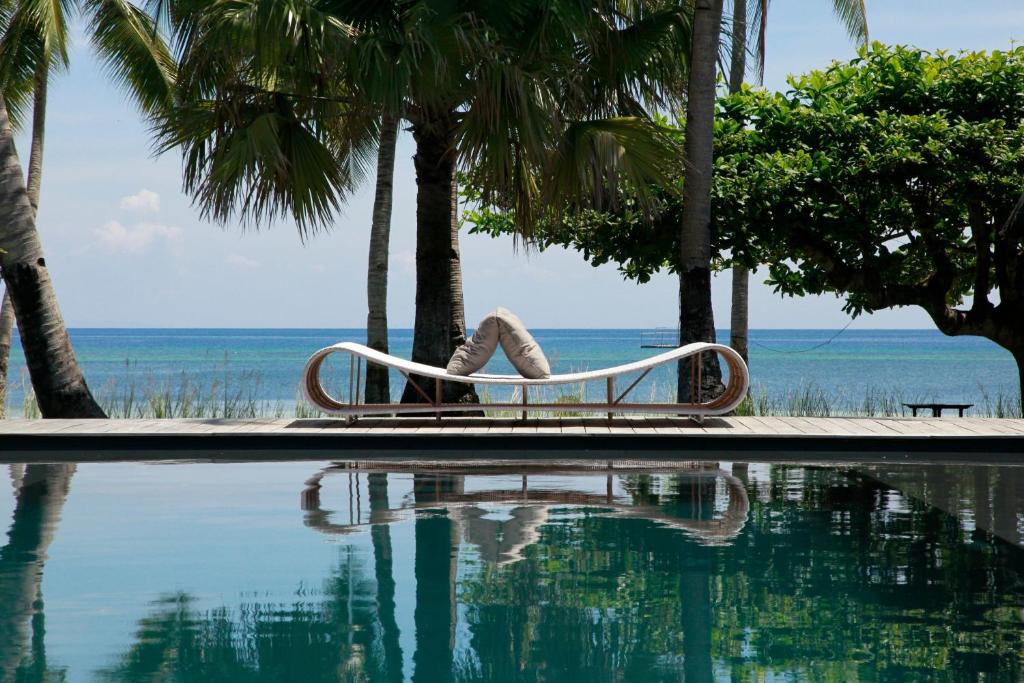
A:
[677,0,726,403]
[0,65,49,413]
[400,107,477,406]
[0,464,75,682]
[0,290,12,414]
[0,94,104,418]
[728,0,750,366]
[365,114,399,405]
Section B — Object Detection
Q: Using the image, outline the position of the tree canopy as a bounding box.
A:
[467,44,1024,395]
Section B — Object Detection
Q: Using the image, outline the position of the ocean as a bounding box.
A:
[1,328,1018,415]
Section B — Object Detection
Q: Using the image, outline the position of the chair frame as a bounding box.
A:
[302,341,749,420]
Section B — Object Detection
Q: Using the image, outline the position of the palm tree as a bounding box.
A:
[727,0,750,367]
[0,290,12,414]
[157,0,690,406]
[726,0,868,367]
[0,0,175,417]
[0,96,106,416]
[677,0,725,403]
[365,114,399,405]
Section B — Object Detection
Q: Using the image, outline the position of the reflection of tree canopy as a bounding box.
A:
[91,466,1024,682]
[96,550,385,683]
[456,468,1024,682]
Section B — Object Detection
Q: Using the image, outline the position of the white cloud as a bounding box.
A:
[96,220,182,252]
[119,189,161,213]
[227,253,261,269]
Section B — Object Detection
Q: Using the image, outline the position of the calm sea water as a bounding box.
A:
[3,328,1019,413]
[1,461,1022,681]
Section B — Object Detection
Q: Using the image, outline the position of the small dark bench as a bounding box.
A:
[903,403,973,417]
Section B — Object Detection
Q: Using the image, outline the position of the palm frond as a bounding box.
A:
[534,116,678,236]
[0,0,72,127]
[581,6,692,113]
[83,0,175,113]
[0,24,45,129]
[831,0,868,46]
[750,0,768,83]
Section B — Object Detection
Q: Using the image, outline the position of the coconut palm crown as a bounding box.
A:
[155,0,696,403]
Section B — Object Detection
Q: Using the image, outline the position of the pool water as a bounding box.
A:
[1,461,1022,681]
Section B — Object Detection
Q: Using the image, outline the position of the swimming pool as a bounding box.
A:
[1,460,1022,681]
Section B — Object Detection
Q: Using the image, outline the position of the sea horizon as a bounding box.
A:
[2,328,1018,417]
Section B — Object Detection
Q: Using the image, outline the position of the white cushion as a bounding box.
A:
[446,311,500,375]
[446,307,551,379]
[495,307,551,379]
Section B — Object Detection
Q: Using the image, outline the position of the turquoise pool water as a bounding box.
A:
[1,461,1022,681]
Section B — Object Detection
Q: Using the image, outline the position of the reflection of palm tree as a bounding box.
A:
[368,473,403,683]
[680,550,713,683]
[413,475,461,683]
[0,463,74,682]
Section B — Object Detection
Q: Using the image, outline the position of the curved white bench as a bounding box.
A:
[301,341,749,418]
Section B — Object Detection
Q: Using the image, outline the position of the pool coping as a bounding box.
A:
[1,416,1023,464]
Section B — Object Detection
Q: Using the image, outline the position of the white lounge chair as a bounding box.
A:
[301,341,749,419]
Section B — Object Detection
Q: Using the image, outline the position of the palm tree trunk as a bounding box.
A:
[0,290,12,415]
[448,170,481,412]
[0,65,49,415]
[677,0,726,403]
[728,0,750,366]
[449,169,468,352]
[26,64,47,213]
[0,464,75,681]
[365,114,399,405]
[0,94,105,418]
[401,107,477,405]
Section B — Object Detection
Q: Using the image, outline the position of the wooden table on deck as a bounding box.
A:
[903,403,973,417]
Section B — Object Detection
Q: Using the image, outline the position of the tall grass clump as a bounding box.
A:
[99,369,287,419]
[978,385,1023,418]
[21,382,40,419]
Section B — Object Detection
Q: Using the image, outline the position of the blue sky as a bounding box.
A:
[21,0,1024,328]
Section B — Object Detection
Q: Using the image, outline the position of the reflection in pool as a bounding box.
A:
[0,461,1022,681]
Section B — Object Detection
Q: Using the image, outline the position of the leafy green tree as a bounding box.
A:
[0,0,174,417]
[471,45,1024,403]
[156,0,690,404]
[717,45,1024,399]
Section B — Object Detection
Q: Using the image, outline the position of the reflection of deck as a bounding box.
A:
[1,416,1023,462]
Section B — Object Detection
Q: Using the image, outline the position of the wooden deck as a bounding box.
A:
[1,416,1023,463]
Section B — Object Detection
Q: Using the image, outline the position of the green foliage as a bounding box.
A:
[718,45,1024,330]
[469,45,1024,377]
[0,0,173,129]
[158,0,694,236]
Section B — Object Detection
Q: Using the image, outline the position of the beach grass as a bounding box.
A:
[8,372,1023,420]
